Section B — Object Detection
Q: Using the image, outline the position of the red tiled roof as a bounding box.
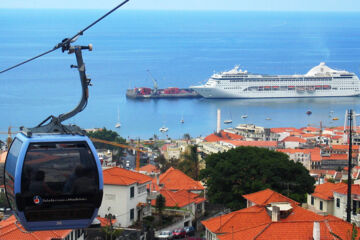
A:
[322,154,348,161]
[242,188,299,207]
[151,189,205,208]
[281,136,307,143]
[0,215,71,240]
[311,182,347,200]
[331,135,343,140]
[301,133,316,138]
[218,219,360,240]
[334,184,360,195]
[332,144,359,150]
[96,217,116,227]
[300,126,320,132]
[270,127,301,134]
[202,189,360,240]
[138,164,160,174]
[103,167,152,186]
[152,167,204,191]
[221,140,277,147]
[204,131,244,142]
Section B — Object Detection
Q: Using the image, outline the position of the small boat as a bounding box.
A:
[159,127,168,132]
[265,117,271,120]
[306,110,312,116]
[115,106,121,128]
[224,111,233,124]
[180,113,184,124]
[241,115,248,119]
[333,117,339,121]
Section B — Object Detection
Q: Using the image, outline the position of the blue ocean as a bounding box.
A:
[1,10,360,140]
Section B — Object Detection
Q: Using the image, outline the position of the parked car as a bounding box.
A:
[184,226,195,236]
[157,230,173,239]
[172,228,186,239]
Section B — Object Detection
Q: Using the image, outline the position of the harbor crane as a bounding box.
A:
[146,69,159,93]
[90,137,150,171]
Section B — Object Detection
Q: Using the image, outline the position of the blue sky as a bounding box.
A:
[2,0,360,11]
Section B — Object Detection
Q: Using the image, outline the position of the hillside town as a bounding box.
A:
[1,118,360,239]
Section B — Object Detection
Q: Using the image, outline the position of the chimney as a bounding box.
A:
[313,222,320,240]
[271,206,280,222]
[217,109,221,134]
[156,173,160,186]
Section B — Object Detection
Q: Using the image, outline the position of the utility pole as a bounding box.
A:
[346,109,353,223]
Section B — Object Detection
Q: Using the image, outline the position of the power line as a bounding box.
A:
[0,0,129,75]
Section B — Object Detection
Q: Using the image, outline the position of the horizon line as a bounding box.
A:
[1,8,360,13]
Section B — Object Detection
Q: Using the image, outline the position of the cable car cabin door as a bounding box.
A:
[4,133,103,231]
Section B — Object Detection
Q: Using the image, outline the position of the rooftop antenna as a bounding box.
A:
[346,109,354,223]
[0,0,130,135]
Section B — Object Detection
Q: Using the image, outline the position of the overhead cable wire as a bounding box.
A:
[0,0,129,75]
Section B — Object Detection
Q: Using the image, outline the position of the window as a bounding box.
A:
[320,201,323,211]
[336,198,340,208]
[353,200,358,215]
[130,208,134,220]
[311,196,314,205]
[130,186,135,198]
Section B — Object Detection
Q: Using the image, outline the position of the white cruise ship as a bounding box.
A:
[190,63,360,98]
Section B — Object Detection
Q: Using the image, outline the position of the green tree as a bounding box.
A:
[155,154,179,173]
[178,145,201,180]
[155,194,166,220]
[86,128,126,161]
[183,133,191,141]
[200,146,315,210]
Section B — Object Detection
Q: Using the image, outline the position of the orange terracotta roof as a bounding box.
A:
[103,167,152,186]
[334,184,360,195]
[202,189,360,240]
[322,154,348,161]
[221,140,277,147]
[152,167,204,191]
[203,204,326,236]
[96,217,117,227]
[218,219,360,240]
[201,205,270,234]
[151,189,205,208]
[331,135,343,140]
[270,127,301,133]
[277,148,321,162]
[0,215,71,240]
[281,136,307,143]
[311,182,347,200]
[204,131,244,142]
[332,144,359,150]
[204,133,223,142]
[301,133,316,138]
[242,188,299,207]
[300,126,320,132]
[138,164,160,174]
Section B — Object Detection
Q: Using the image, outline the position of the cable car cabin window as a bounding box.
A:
[20,141,100,222]
[5,138,23,211]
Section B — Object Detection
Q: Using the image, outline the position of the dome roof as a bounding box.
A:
[305,62,339,76]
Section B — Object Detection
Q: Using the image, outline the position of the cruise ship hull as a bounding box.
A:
[191,63,360,99]
[192,86,360,99]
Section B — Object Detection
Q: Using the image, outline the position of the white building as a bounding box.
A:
[99,167,153,227]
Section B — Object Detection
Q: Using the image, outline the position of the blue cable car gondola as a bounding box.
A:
[1,25,113,230]
[4,133,103,231]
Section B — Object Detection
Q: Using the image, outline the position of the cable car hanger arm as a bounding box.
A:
[8,0,130,136]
